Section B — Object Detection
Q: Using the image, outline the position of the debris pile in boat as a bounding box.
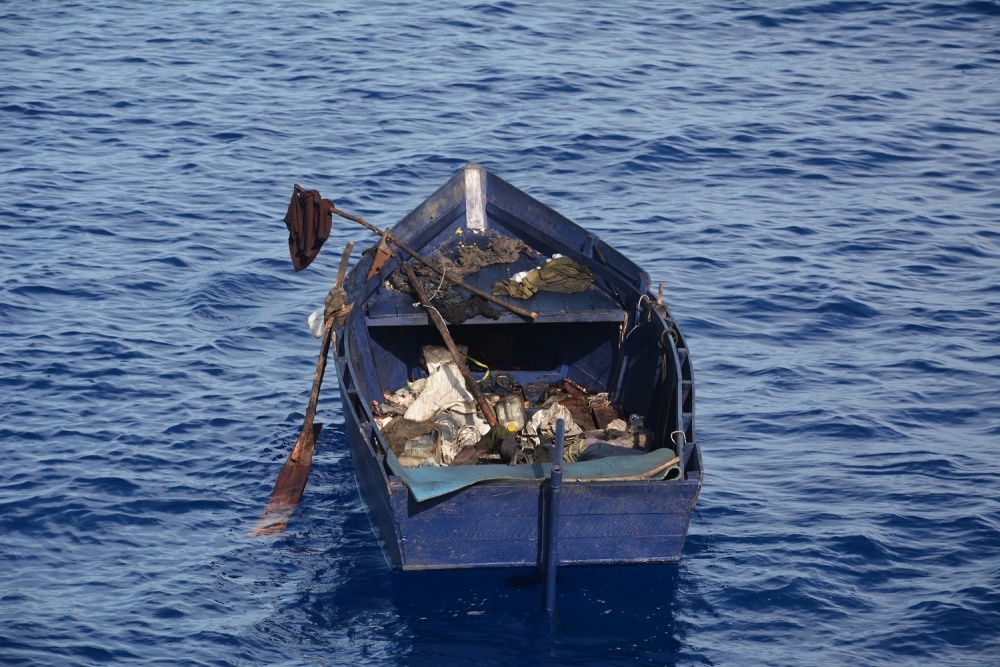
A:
[407,234,532,280]
[382,232,595,324]
[374,345,489,467]
[307,232,596,333]
[373,346,653,468]
[388,268,503,325]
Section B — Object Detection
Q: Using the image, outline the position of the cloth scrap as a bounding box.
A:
[283,184,333,271]
[421,344,467,374]
[524,401,583,444]
[491,256,594,299]
[375,381,425,417]
[385,447,682,502]
[436,294,501,324]
[381,416,463,467]
[404,364,476,422]
[381,417,439,456]
[454,236,531,275]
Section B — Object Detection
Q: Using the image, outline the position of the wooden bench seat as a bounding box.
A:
[365,253,625,326]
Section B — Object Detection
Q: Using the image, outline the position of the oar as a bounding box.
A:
[250,242,354,537]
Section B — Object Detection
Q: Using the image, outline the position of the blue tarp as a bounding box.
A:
[385,447,681,502]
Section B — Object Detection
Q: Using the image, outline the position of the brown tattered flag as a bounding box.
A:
[283,184,333,271]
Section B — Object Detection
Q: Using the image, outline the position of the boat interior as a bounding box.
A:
[347,233,686,456]
[336,164,696,472]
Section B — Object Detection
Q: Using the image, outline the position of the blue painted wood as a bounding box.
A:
[391,479,701,520]
[332,164,703,570]
[340,373,403,565]
[543,419,565,610]
[386,478,703,569]
[390,170,467,251]
[388,478,699,569]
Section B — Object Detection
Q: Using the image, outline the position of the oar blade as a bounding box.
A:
[249,422,322,537]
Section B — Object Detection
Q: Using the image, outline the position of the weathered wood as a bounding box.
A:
[393,509,695,542]
[591,403,621,429]
[366,227,392,280]
[389,477,702,519]
[398,529,693,569]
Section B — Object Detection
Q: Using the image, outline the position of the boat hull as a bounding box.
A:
[331,163,703,570]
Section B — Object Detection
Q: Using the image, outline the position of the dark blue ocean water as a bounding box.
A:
[2,2,999,665]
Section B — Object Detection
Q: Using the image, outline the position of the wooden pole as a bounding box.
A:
[400,261,498,427]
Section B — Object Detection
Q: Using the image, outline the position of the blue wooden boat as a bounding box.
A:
[332,163,702,570]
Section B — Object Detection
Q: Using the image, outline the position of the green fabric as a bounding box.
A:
[491,256,594,300]
[385,446,680,502]
[475,424,511,451]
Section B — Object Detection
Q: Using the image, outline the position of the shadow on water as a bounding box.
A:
[261,469,689,665]
[264,516,689,664]
[383,563,685,665]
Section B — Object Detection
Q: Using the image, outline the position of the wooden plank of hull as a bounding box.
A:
[345,403,701,570]
[391,480,702,518]
[387,478,700,569]
[401,516,687,570]
[400,534,692,570]
[393,510,696,546]
[341,393,404,567]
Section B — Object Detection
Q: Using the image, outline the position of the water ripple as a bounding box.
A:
[1,1,998,665]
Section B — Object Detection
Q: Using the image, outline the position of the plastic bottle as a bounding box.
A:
[432,412,460,443]
[399,430,441,467]
[495,394,526,433]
